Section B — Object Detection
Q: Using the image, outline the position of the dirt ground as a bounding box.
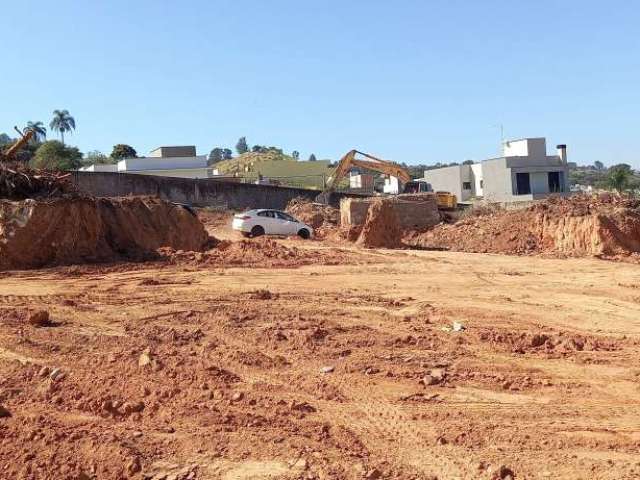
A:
[2,224,640,479]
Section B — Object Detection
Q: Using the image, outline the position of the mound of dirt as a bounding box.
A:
[0,164,76,200]
[285,197,339,230]
[159,237,358,268]
[0,197,208,270]
[356,198,402,248]
[406,194,640,257]
[214,151,294,175]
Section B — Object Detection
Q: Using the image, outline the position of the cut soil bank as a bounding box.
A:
[285,197,339,230]
[406,194,640,257]
[0,197,208,270]
[357,198,403,248]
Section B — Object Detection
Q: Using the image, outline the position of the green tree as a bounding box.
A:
[607,164,633,192]
[49,109,76,144]
[462,159,474,165]
[25,121,47,143]
[292,150,300,160]
[0,133,13,146]
[31,140,83,170]
[208,147,224,165]
[236,136,249,155]
[110,144,137,159]
[208,147,233,165]
[84,150,115,165]
[594,160,604,171]
[308,153,317,161]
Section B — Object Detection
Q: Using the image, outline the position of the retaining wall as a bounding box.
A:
[72,172,359,210]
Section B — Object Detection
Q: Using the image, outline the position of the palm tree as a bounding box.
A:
[24,121,47,143]
[607,165,632,193]
[49,109,76,144]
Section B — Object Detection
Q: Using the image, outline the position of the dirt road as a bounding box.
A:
[1,243,640,479]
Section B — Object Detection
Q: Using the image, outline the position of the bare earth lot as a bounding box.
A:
[1,240,640,479]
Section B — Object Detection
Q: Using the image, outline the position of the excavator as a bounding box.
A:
[316,149,456,208]
[0,126,35,163]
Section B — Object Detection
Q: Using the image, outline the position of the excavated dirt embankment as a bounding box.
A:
[0,197,208,270]
[406,194,640,258]
[357,198,403,248]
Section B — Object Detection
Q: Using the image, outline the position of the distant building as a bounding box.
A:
[382,176,401,194]
[80,145,212,179]
[148,146,196,158]
[421,138,570,202]
[79,164,118,172]
[349,173,374,194]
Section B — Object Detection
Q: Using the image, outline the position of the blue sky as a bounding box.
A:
[2,0,639,167]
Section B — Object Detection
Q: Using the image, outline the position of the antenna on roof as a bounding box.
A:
[492,124,505,156]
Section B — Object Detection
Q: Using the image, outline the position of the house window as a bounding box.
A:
[515,173,531,195]
[480,180,484,188]
[462,182,472,190]
[548,172,562,193]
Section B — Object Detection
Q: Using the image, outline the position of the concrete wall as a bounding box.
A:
[149,146,197,158]
[80,164,118,172]
[422,165,465,200]
[481,158,514,202]
[470,163,483,196]
[421,165,479,201]
[126,168,213,179]
[118,155,207,171]
[503,138,547,159]
[71,171,358,210]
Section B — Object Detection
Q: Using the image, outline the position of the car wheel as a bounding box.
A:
[250,225,265,237]
[297,228,310,240]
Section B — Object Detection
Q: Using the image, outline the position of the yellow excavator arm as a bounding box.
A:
[316,149,457,209]
[319,150,411,202]
[0,127,35,163]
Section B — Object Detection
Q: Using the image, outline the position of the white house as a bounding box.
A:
[421,138,570,202]
[80,145,214,179]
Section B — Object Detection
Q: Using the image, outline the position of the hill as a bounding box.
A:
[214,151,296,175]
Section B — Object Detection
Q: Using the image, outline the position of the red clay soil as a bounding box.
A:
[406,194,640,258]
[0,197,209,270]
[285,198,339,231]
[2,252,640,479]
[356,198,403,249]
[158,237,364,268]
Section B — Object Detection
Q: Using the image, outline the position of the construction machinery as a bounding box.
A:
[0,127,35,163]
[316,149,457,208]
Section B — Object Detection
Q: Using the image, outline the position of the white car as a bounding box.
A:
[232,209,314,239]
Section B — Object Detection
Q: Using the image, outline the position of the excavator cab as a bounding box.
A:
[403,180,432,194]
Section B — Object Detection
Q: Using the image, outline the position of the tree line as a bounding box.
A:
[2,115,321,170]
[569,162,640,193]
[0,109,146,169]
